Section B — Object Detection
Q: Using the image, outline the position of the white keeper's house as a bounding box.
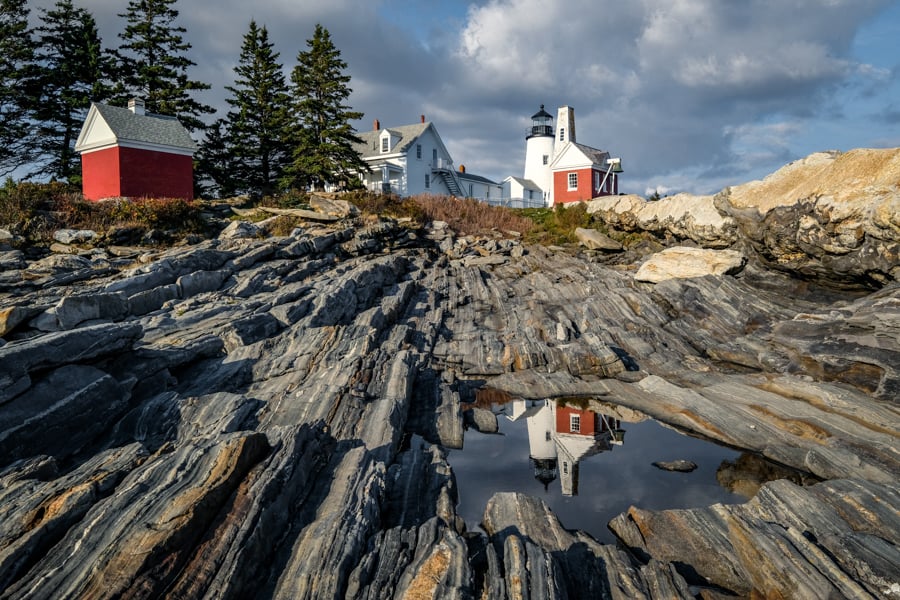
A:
[353,116,502,201]
[353,105,621,208]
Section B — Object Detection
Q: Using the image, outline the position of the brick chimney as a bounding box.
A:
[459,164,466,173]
[420,114,425,124]
[128,97,145,116]
[373,118,380,131]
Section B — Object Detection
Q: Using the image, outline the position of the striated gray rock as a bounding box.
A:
[0,170,897,599]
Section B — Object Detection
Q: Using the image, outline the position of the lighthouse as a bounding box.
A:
[523,105,555,202]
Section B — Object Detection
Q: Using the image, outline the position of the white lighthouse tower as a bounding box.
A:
[523,105,555,203]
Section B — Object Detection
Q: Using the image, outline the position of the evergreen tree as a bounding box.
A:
[285,24,365,191]
[195,118,237,198]
[223,20,292,198]
[32,0,112,182]
[114,0,212,131]
[0,0,36,176]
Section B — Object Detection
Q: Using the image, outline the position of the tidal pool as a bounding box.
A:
[448,396,753,544]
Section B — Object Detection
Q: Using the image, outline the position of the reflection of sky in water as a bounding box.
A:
[448,401,746,544]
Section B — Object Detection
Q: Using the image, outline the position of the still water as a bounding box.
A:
[448,396,749,544]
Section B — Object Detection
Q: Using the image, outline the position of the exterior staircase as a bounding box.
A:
[432,160,466,197]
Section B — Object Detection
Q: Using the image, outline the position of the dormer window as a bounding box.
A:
[381,136,389,153]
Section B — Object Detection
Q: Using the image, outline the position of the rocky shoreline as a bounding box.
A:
[1,149,898,598]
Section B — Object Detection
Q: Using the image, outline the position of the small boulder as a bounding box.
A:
[652,460,698,472]
[219,220,262,240]
[309,194,358,218]
[53,229,97,245]
[575,227,623,251]
[635,247,745,283]
[464,407,499,433]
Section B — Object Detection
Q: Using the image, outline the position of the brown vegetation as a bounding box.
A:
[0,180,205,244]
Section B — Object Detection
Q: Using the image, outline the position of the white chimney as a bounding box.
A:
[128,98,145,116]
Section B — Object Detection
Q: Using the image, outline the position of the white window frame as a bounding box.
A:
[570,414,581,433]
[416,144,422,160]
[380,136,389,153]
[567,172,578,190]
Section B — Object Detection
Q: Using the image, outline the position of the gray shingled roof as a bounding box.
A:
[458,171,498,185]
[506,176,541,189]
[91,102,197,151]
[353,122,431,158]
[571,142,610,166]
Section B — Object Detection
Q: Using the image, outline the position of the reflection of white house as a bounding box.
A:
[509,398,622,496]
[353,117,502,200]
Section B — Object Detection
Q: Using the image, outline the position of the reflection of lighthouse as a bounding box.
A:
[510,399,559,491]
[510,399,624,497]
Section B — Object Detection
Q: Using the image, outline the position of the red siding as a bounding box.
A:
[81,146,194,201]
[553,166,619,204]
[556,406,599,435]
[553,167,594,204]
[120,147,194,200]
[81,147,122,200]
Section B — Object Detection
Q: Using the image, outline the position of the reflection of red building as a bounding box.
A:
[509,398,623,497]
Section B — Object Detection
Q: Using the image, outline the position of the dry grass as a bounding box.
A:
[411,194,534,236]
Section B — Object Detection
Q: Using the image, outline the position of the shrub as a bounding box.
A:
[0,180,206,244]
[344,190,424,221]
[522,202,593,245]
[259,189,309,209]
[411,195,533,237]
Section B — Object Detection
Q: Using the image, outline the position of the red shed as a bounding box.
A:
[74,98,197,201]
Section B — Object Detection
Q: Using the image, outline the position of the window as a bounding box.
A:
[380,137,389,152]
[559,127,565,142]
[486,188,490,199]
[416,144,422,159]
[567,172,578,190]
[425,174,430,189]
[542,154,548,165]
[469,184,473,197]
[432,148,438,164]
[570,414,581,433]
[545,431,551,441]
[528,190,533,200]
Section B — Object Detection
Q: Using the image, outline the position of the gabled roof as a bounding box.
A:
[549,141,610,171]
[458,171,499,185]
[354,121,452,160]
[75,102,197,155]
[504,175,541,190]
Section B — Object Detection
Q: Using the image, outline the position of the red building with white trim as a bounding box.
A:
[75,99,197,201]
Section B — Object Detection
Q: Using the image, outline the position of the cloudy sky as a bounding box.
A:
[29,0,900,195]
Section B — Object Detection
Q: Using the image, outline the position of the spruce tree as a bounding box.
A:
[114,0,212,131]
[223,20,292,198]
[32,0,112,182]
[285,24,365,191]
[0,0,36,176]
[195,118,237,198]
